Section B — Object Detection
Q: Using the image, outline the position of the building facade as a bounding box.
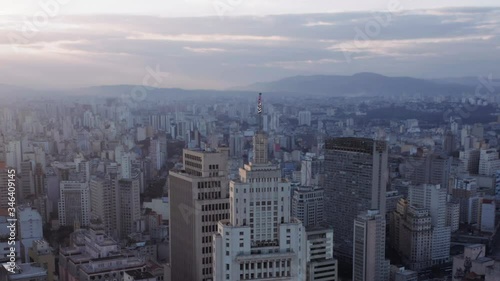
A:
[324,137,387,263]
[169,148,230,281]
[353,210,389,281]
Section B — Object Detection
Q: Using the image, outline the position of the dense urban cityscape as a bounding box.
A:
[1,1,500,281]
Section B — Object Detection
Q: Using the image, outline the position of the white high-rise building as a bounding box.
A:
[213,94,307,281]
[58,181,90,227]
[408,184,451,265]
[298,111,312,126]
[479,148,500,176]
[353,210,389,281]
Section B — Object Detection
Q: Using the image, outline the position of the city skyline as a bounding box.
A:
[1,2,500,281]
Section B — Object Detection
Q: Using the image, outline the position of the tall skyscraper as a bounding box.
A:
[169,148,230,281]
[213,93,307,281]
[118,176,141,239]
[353,210,389,281]
[90,173,119,238]
[324,137,388,262]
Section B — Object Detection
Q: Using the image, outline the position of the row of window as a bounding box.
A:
[184,153,201,162]
[197,181,222,189]
[202,224,218,233]
[198,191,221,200]
[201,213,228,222]
[202,203,229,211]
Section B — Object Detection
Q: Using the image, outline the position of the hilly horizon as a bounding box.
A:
[234,72,479,97]
[1,72,491,98]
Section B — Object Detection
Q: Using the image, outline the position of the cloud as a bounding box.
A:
[303,21,337,27]
[126,32,291,43]
[183,47,227,53]
[0,8,499,89]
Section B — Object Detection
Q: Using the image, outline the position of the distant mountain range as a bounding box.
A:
[3,72,498,98]
[234,72,481,96]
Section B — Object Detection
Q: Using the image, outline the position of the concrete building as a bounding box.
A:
[479,198,496,233]
[17,206,43,263]
[401,153,451,190]
[479,148,500,176]
[390,200,433,271]
[452,244,500,280]
[58,181,90,227]
[352,210,389,281]
[124,270,156,281]
[292,186,324,227]
[118,176,141,239]
[386,191,403,222]
[168,148,230,281]
[89,173,119,239]
[0,263,47,281]
[28,240,56,281]
[19,161,35,202]
[306,227,338,281]
[452,177,480,224]
[459,149,480,174]
[58,221,147,281]
[389,266,417,281]
[229,132,245,159]
[408,184,451,265]
[298,111,312,126]
[300,155,323,187]
[324,137,387,263]
[213,94,306,281]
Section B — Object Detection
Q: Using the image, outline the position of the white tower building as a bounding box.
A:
[213,94,307,281]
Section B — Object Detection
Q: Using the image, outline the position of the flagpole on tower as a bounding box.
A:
[258,93,263,132]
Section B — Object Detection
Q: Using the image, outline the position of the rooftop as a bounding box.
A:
[3,263,47,280]
[125,269,155,280]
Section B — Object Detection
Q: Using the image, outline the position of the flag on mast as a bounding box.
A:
[258,93,262,114]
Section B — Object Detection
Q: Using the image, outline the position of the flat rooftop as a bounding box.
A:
[125,269,155,280]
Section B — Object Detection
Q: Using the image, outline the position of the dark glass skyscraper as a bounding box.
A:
[324,137,388,264]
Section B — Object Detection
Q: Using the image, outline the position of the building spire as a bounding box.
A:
[258,93,263,132]
[253,93,268,165]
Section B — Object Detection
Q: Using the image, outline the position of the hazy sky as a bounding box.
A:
[1,1,499,89]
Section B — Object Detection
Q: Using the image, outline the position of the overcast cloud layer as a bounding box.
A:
[1,7,499,89]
